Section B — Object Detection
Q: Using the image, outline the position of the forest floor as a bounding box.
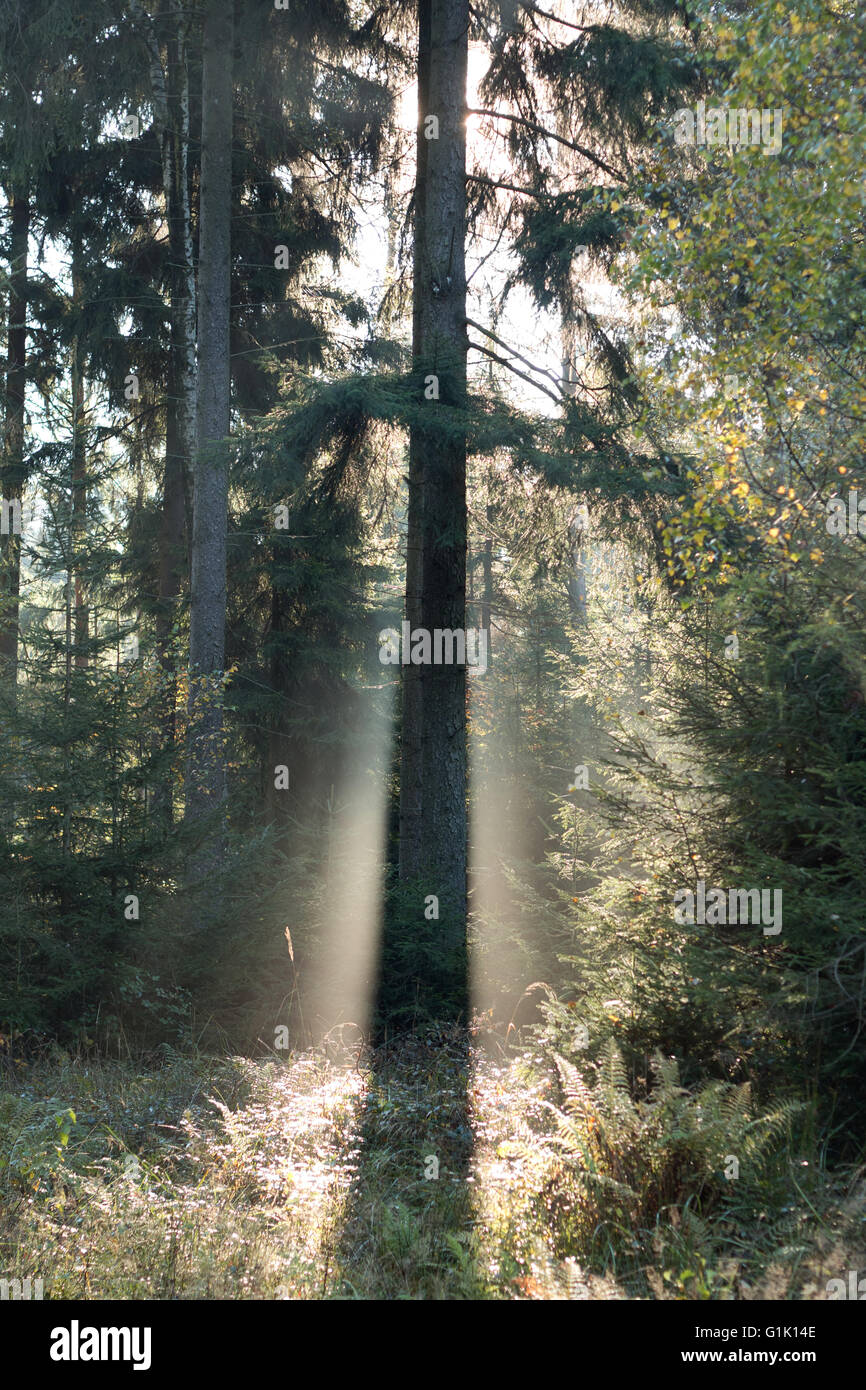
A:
[1,1031,864,1300]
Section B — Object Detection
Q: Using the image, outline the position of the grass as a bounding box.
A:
[0,1028,863,1300]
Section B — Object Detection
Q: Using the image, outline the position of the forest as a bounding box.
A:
[0,0,865,1322]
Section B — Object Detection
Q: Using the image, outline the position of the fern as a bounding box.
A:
[0,1095,77,1192]
[545,1041,802,1238]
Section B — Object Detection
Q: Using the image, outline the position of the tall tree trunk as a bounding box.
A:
[265,568,292,831]
[0,192,29,692]
[185,0,233,870]
[151,10,196,824]
[558,112,588,625]
[71,247,89,667]
[411,0,469,919]
[562,299,588,624]
[397,0,432,882]
[481,518,493,658]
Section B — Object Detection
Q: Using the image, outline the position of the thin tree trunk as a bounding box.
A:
[153,12,195,824]
[0,192,29,691]
[398,0,432,882]
[265,570,291,830]
[185,0,233,870]
[562,302,588,623]
[558,111,588,626]
[562,293,588,624]
[481,524,493,659]
[71,247,89,667]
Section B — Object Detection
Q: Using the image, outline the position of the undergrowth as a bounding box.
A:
[0,1030,862,1300]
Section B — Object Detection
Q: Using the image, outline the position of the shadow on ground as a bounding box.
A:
[333,1024,479,1298]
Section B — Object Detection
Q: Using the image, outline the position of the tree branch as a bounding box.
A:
[468,172,552,200]
[519,2,592,32]
[467,317,565,397]
[467,108,625,182]
[468,340,563,405]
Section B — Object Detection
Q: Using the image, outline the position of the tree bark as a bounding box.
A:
[71,246,89,668]
[265,568,292,831]
[411,0,469,918]
[0,192,29,691]
[557,108,588,625]
[151,9,196,825]
[481,522,493,658]
[185,0,233,868]
[397,0,432,883]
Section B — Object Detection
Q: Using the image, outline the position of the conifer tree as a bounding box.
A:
[185,0,233,872]
[398,0,470,938]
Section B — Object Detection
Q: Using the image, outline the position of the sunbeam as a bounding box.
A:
[302,681,396,1051]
